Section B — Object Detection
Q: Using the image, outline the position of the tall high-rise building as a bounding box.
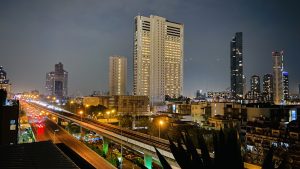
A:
[262,74,274,102]
[250,75,260,100]
[196,90,201,98]
[230,32,244,99]
[109,56,127,96]
[272,51,284,104]
[283,71,289,100]
[45,62,68,99]
[133,15,184,105]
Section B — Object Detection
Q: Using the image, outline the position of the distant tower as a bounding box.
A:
[250,75,260,100]
[230,32,244,99]
[272,51,284,105]
[196,90,201,98]
[0,66,7,81]
[46,62,68,99]
[283,71,289,100]
[133,15,184,105]
[109,56,127,96]
[262,74,274,102]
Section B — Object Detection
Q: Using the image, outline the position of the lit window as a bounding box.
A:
[10,120,15,125]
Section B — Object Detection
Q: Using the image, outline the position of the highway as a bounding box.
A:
[29,100,171,152]
[25,100,179,168]
[25,102,116,169]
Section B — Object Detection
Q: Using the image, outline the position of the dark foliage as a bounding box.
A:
[154,147,172,169]
[155,128,244,169]
[262,146,291,169]
[155,128,291,169]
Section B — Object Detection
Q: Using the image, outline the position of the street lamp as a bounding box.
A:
[79,110,84,138]
[158,120,164,139]
[52,97,56,103]
[85,104,89,113]
[52,117,56,122]
[118,116,123,169]
[106,111,111,122]
[79,110,83,121]
[69,100,74,111]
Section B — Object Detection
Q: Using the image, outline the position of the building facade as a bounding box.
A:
[109,95,149,114]
[230,32,244,99]
[0,89,19,145]
[207,91,231,102]
[109,56,127,96]
[262,74,274,102]
[272,51,284,105]
[250,75,261,100]
[45,62,68,99]
[133,15,184,105]
[283,71,289,101]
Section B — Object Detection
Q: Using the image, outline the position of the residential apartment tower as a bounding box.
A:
[230,32,244,99]
[133,15,184,105]
[109,56,127,96]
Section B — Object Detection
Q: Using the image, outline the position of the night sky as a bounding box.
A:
[0,0,299,97]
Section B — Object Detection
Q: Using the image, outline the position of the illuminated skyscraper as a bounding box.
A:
[272,51,284,104]
[230,32,244,99]
[262,74,273,102]
[46,62,68,99]
[250,75,260,100]
[109,56,127,96]
[133,15,184,105]
[283,71,289,100]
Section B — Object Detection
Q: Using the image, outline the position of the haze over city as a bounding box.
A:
[1,1,300,169]
[0,0,299,96]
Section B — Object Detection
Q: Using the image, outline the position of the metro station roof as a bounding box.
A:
[0,141,79,169]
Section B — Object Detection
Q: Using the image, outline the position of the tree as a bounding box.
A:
[118,115,132,128]
[165,95,171,101]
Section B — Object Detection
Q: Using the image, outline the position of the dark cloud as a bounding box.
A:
[0,0,299,96]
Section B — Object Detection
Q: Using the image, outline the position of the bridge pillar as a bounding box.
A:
[80,127,86,140]
[102,137,110,156]
[132,115,136,129]
[57,117,62,125]
[144,154,152,169]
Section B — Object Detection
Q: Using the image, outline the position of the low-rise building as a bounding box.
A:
[191,102,207,124]
[207,115,240,130]
[110,95,149,114]
[81,96,110,108]
[82,96,100,106]
[0,90,19,145]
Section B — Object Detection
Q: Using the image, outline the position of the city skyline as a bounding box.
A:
[0,0,299,96]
